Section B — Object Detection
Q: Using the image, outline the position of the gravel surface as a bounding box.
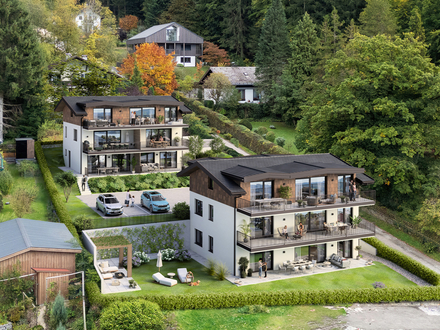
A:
[363,252,431,286]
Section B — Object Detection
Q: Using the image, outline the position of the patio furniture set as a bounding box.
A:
[329,253,351,268]
[98,261,119,280]
[140,163,160,172]
[152,268,194,287]
[324,222,350,235]
[279,259,315,274]
[97,167,120,175]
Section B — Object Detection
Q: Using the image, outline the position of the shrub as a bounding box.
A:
[275,137,286,148]
[51,294,67,329]
[266,131,275,142]
[72,215,93,233]
[17,160,39,177]
[225,147,242,157]
[255,126,268,136]
[100,300,165,330]
[209,136,225,155]
[214,262,230,281]
[174,249,191,261]
[54,171,77,203]
[122,256,142,268]
[204,100,214,108]
[239,119,252,131]
[172,202,190,220]
[133,251,151,264]
[10,182,38,217]
[0,170,13,195]
[224,133,232,140]
[230,138,239,147]
[204,259,216,276]
[161,248,175,261]
[372,282,386,289]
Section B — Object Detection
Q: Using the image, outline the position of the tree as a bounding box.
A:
[298,33,440,209]
[130,59,144,90]
[52,294,67,328]
[255,0,290,105]
[359,0,398,37]
[142,0,171,27]
[119,14,139,32]
[55,171,78,202]
[409,6,425,42]
[158,0,197,31]
[209,136,225,155]
[202,42,231,66]
[188,135,204,158]
[118,43,178,95]
[416,198,440,236]
[0,0,48,141]
[194,0,225,45]
[203,73,235,109]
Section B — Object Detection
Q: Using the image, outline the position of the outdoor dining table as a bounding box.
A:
[331,223,349,233]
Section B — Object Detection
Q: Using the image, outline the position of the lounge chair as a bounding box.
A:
[177,268,191,283]
[98,261,118,274]
[152,272,177,287]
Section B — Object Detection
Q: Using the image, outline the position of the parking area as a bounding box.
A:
[77,187,190,218]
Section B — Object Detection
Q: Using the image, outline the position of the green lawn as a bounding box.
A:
[115,259,416,297]
[115,47,128,65]
[172,305,345,330]
[175,65,209,78]
[251,122,301,154]
[1,164,50,222]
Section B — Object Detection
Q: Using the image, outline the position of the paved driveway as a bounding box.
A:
[77,187,189,219]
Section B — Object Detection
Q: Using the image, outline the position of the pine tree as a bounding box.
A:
[409,6,425,42]
[0,0,47,140]
[255,0,290,105]
[359,0,398,37]
[131,60,144,90]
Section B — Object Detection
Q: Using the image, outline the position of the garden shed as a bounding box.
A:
[0,218,82,305]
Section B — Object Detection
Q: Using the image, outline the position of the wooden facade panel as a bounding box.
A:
[190,169,235,207]
[63,105,82,125]
[327,174,339,196]
[37,272,73,305]
[144,27,203,44]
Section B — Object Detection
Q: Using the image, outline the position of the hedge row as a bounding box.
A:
[35,142,82,245]
[40,140,63,145]
[86,281,440,310]
[363,237,440,286]
[179,94,290,155]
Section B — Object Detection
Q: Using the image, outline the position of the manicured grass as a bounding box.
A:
[91,213,179,229]
[115,259,416,297]
[172,305,345,330]
[360,210,440,263]
[251,121,301,154]
[176,65,209,78]
[1,164,51,221]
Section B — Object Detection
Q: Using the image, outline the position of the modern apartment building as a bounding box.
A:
[55,96,192,175]
[177,154,376,275]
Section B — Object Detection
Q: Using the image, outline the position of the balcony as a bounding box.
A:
[82,141,188,154]
[237,220,376,252]
[237,192,376,216]
[83,119,187,130]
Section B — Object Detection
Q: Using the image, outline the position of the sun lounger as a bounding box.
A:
[177,268,191,283]
[152,272,177,287]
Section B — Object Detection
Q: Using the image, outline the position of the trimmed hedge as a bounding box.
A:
[40,140,63,145]
[179,94,290,155]
[35,142,82,245]
[363,237,440,286]
[86,281,440,310]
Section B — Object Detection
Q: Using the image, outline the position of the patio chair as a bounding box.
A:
[152,272,177,287]
[177,268,191,283]
[98,261,118,274]
[278,263,287,274]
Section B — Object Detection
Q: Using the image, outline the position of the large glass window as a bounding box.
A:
[131,107,156,120]
[294,246,309,261]
[93,108,112,121]
[94,131,121,148]
[338,175,352,196]
[253,89,260,101]
[309,210,326,231]
[309,244,326,263]
[337,208,352,224]
[87,155,106,173]
[338,240,352,258]
[296,177,326,199]
[164,107,177,122]
[160,152,177,168]
[250,251,273,271]
[250,181,272,200]
[112,154,129,172]
[295,178,309,199]
[146,129,172,143]
[311,177,325,197]
[166,26,178,41]
[250,217,273,238]
[140,153,154,164]
[295,212,308,230]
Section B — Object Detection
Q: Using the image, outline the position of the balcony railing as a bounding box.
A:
[237,220,376,252]
[83,118,185,129]
[83,140,187,153]
[237,191,376,216]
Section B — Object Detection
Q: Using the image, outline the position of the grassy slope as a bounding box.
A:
[173,305,345,330]
[115,259,415,297]
[251,122,301,154]
[1,164,50,222]
[177,66,209,78]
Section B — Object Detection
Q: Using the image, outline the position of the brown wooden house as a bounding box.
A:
[0,218,82,305]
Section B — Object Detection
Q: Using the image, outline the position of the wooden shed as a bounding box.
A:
[0,218,82,305]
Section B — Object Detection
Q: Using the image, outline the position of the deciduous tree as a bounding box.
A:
[119,14,139,32]
[202,42,231,66]
[203,73,235,110]
[118,43,178,95]
[55,171,78,202]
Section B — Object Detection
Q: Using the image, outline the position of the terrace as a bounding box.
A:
[83,119,188,130]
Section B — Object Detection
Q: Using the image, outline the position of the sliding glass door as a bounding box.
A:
[250,217,273,238]
[249,251,273,271]
[160,152,177,168]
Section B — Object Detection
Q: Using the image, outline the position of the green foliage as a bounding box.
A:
[204,259,216,277]
[225,147,242,157]
[239,119,252,131]
[188,135,204,158]
[224,133,232,140]
[0,265,35,309]
[204,72,236,110]
[278,185,292,199]
[172,202,190,220]
[204,100,214,108]
[238,305,270,314]
[359,0,398,37]
[0,170,13,195]
[10,181,38,217]
[230,138,239,147]
[238,257,249,273]
[209,136,225,155]
[265,131,275,142]
[52,294,67,328]
[37,120,63,142]
[255,126,267,136]
[17,160,39,177]
[275,137,286,147]
[54,171,77,203]
[363,237,440,285]
[183,113,212,139]
[100,300,165,330]
[0,194,3,212]
[214,262,230,281]
[72,214,93,233]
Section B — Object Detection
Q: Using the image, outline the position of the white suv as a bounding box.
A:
[96,194,124,216]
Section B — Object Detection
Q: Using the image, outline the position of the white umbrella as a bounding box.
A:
[156,250,163,272]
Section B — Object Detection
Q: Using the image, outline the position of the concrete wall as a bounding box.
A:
[360,239,377,256]
[63,122,82,173]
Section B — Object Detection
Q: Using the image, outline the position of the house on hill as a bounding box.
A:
[76,6,101,32]
[0,219,81,305]
[199,67,260,103]
[127,22,203,67]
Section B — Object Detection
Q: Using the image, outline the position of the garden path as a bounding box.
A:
[214,135,250,156]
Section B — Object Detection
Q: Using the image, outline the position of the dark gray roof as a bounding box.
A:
[0,219,81,260]
[55,96,192,116]
[127,22,203,45]
[356,173,375,185]
[178,154,371,196]
[199,67,257,86]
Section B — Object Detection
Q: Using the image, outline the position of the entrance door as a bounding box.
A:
[68,151,71,168]
[338,240,352,258]
[309,244,326,262]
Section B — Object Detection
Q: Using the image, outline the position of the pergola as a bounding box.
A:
[91,235,132,277]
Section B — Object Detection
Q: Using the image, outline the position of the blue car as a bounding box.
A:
[141,191,170,213]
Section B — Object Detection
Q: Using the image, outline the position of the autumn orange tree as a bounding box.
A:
[118,43,178,95]
[119,15,138,32]
[202,42,230,66]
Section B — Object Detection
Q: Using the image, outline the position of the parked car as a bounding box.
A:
[141,190,170,213]
[96,194,124,216]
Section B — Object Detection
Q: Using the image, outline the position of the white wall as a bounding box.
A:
[63,122,82,174]
[190,192,236,272]
[204,87,259,104]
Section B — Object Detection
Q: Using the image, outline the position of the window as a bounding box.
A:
[295,210,326,232]
[164,107,177,122]
[94,131,121,149]
[195,199,203,216]
[250,217,273,238]
[195,229,203,247]
[180,57,191,63]
[338,207,352,224]
[295,177,326,199]
[208,178,213,190]
[209,236,213,253]
[196,44,202,55]
[140,153,155,164]
[209,205,214,221]
[130,107,155,120]
[250,181,272,200]
[146,129,171,143]
[238,89,245,101]
[253,89,260,101]
[160,152,177,168]
[180,57,185,63]
[166,26,179,41]
[185,44,191,51]
[65,149,67,156]
[338,175,352,197]
[65,126,67,138]
[74,129,78,141]
[93,108,112,121]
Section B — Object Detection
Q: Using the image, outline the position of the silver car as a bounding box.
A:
[96,194,124,216]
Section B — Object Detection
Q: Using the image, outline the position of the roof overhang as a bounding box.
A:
[0,247,82,263]
[32,267,71,273]
[356,173,375,185]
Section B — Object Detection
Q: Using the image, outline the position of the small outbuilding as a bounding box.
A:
[0,218,82,305]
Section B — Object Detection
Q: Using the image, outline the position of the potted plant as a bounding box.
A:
[340,196,346,203]
[129,279,137,288]
[157,115,164,124]
[278,185,292,199]
[117,119,121,126]
[247,268,253,277]
[351,215,362,229]
[297,199,303,207]
[355,245,362,260]
[130,157,138,174]
[239,220,251,243]
[238,257,249,279]
[174,136,181,146]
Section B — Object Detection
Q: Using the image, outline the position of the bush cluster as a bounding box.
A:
[239,119,252,131]
[172,202,190,220]
[161,248,175,261]
[174,249,191,261]
[178,94,289,155]
[35,142,81,245]
[88,173,189,194]
[86,281,440,310]
[363,237,440,286]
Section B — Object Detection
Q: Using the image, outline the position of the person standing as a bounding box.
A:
[125,190,130,207]
[131,111,136,125]
[352,182,357,201]
[349,180,354,201]
[298,222,304,237]
[258,258,263,279]
[81,174,87,191]
[131,194,135,207]
[263,261,268,278]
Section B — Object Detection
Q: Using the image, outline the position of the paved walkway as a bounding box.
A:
[373,226,440,274]
[215,135,250,156]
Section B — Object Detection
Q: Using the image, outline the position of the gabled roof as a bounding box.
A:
[54,96,192,116]
[127,22,203,44]
[199,67,257,86]
[0,219,81,260]
[49,56,123,78]
[177,154,373,196]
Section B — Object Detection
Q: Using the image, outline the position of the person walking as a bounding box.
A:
[81,174,87,191]
[125,190,130,207]
[258,258,263,279]
[263,261,268,278]
[131,194,135,207]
